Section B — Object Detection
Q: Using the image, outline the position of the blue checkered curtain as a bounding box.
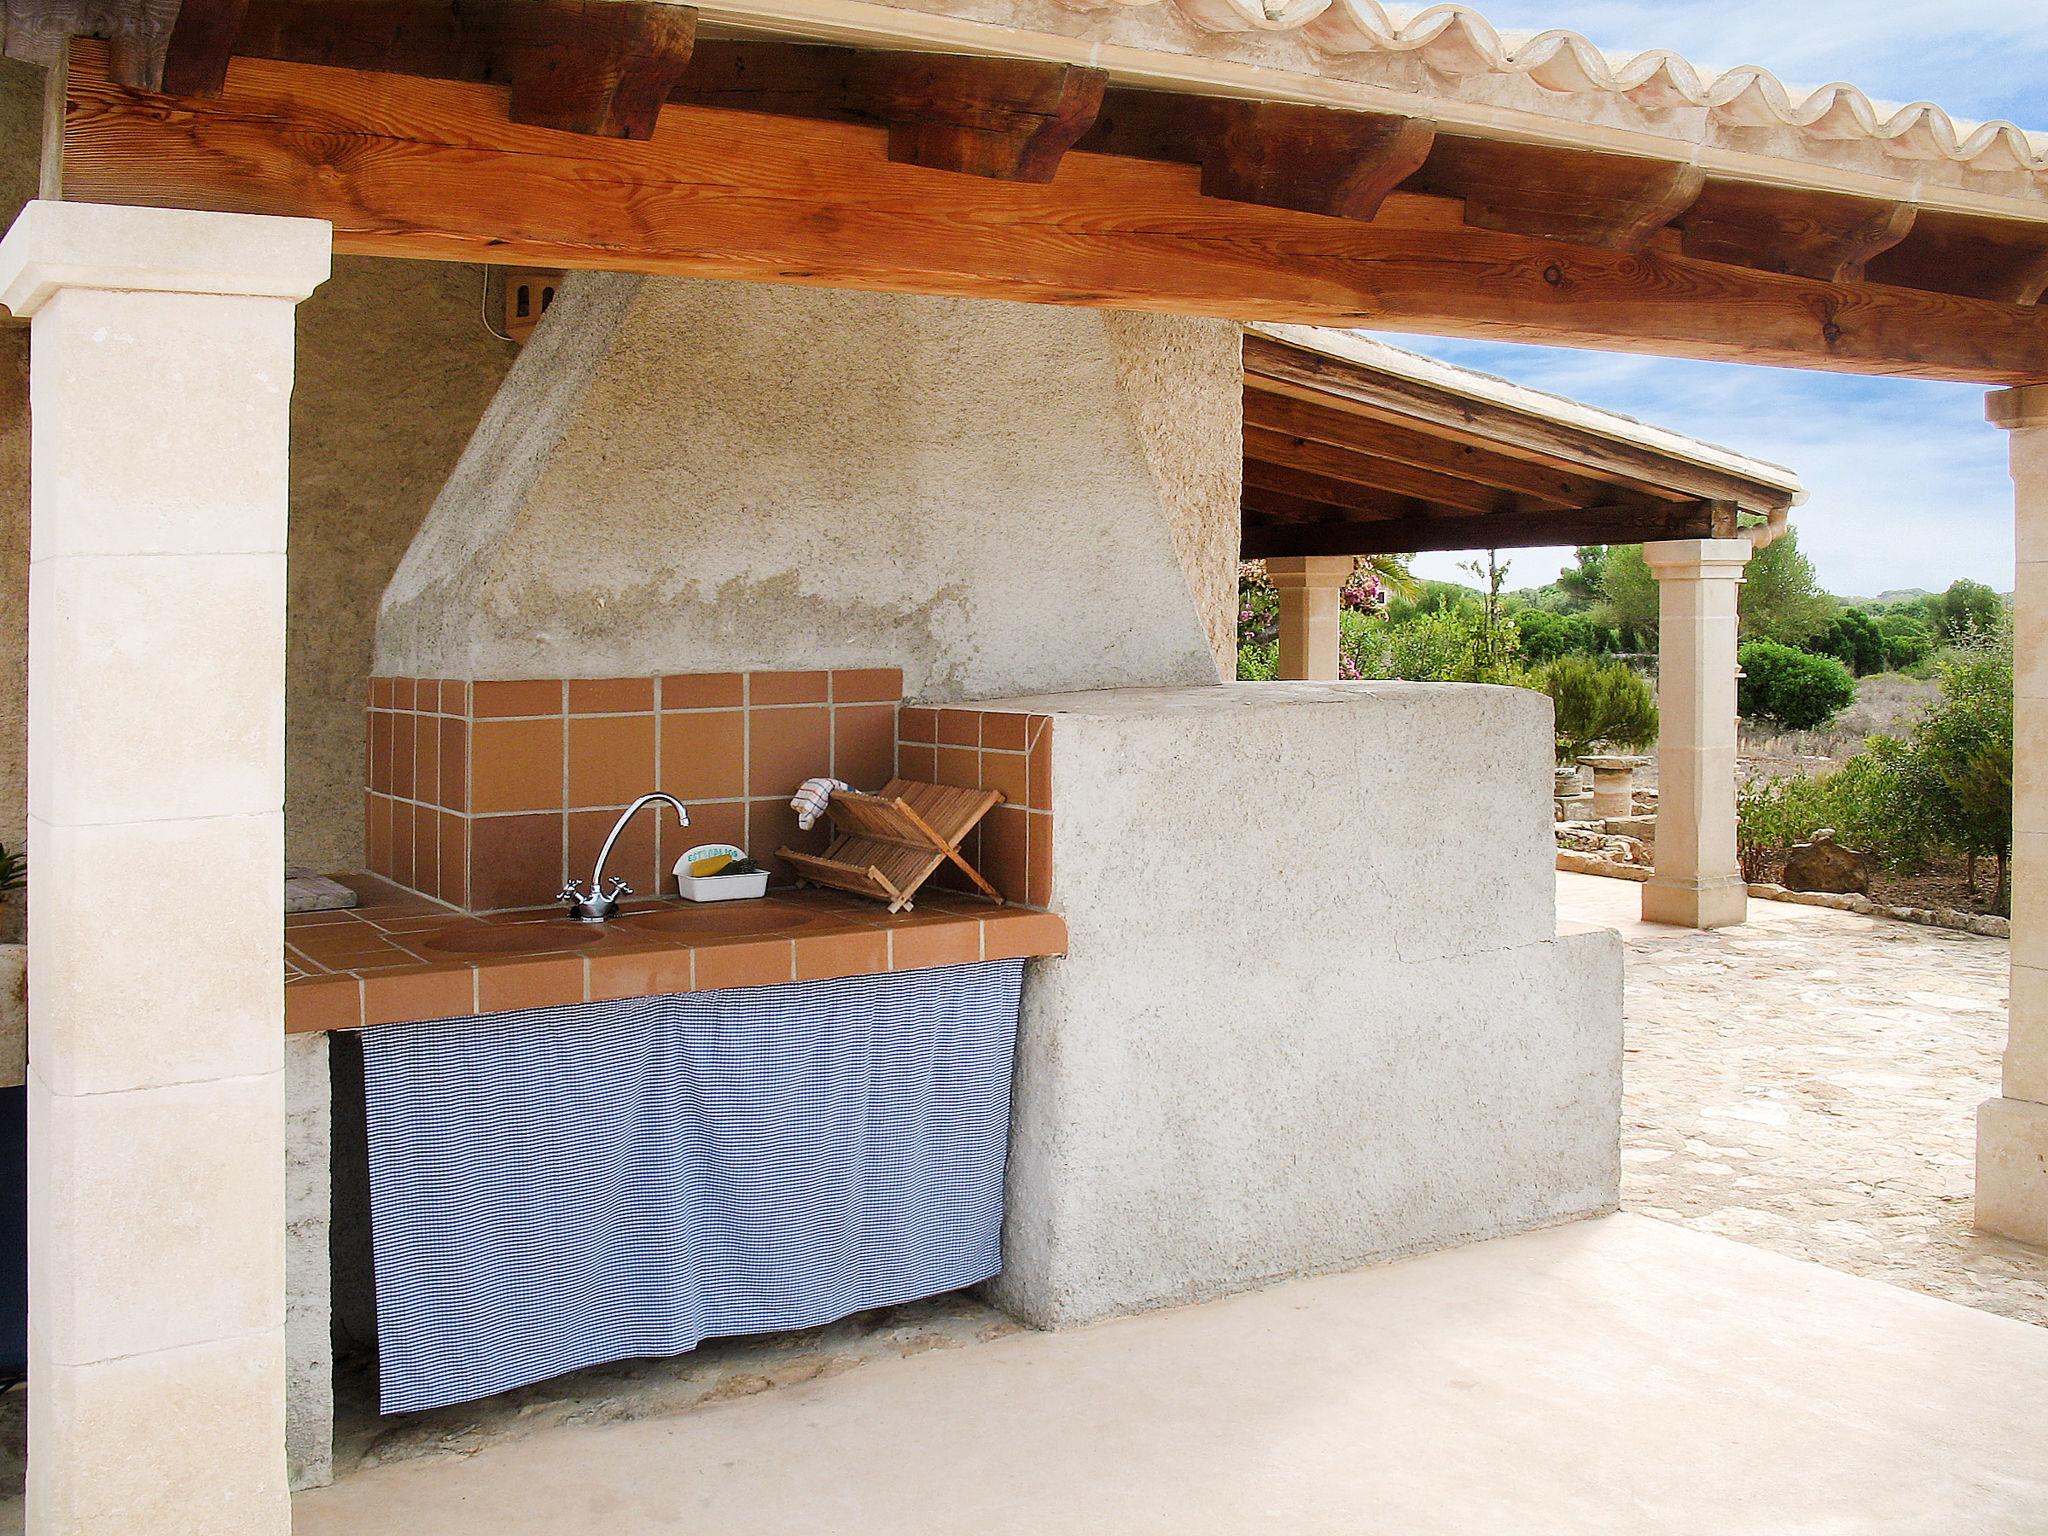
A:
[358,959,1024,1414]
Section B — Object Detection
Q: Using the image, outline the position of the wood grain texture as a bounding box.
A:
[1243,501,1719,557]
[1242,423,1540,515]
[1677,182,1916,283]
[55,44,2048,384]
[1413,135,1706,253]
[1865,208,2048,307]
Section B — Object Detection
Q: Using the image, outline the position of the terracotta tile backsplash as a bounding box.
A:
[899,705,1053,910]
[367,670,903,913]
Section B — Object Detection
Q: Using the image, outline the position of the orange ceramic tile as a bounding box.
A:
[413,808,439,896]
[439,718,468,813]
[748,797,821,876]
[795,927,890,982]
[286,977,363,1034]
[660,710,746,800]
[588,944,694,1002]
[568,713,657,809]
[660,672,745,709]
[569,677,656,714]
[569,806,660,900]
[371,676,395,709]
[676,801,746,870]
[391,712,416,800]
[888,919,982,972]
[833,704,897,790]
[365,793,392,877]
[934,745,978,789]
[1026,811,1054,910]
[747,706,831,798]
[413,713,440,807]
[390,801,417,889]
[693,938,796,992]
[979,805,1028,903]
[368,710,393,795]
[438,813,468,908]
[473,678,565,718]
[475,954,587,1013]
[469,717,566,813]
[1027,729,1052,811]
[439,680,468,716]
[898,706,936,744]
[937,709,981,747]
[981,909,1068,961]
[416,679,441,714]
[830,668,902,704]
[980,749,1028,807]
[468,813,566,911]
[898,743,936,782]
[748,670,830,706]
[981,711,1030,751]
[393,677,417,712]
[363,966,476,1028]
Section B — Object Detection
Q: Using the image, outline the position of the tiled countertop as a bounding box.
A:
[285,875,1067,1033]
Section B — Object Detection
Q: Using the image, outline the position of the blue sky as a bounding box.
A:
[1387,2,2047,599]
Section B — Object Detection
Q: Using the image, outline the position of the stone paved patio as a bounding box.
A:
[1558,871,2048,1326]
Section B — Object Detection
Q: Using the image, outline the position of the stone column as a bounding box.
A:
[1980,385,2048,1246]
[1266,556,1351,681]
[0,201,329,1533]
[1640,539,1751,929]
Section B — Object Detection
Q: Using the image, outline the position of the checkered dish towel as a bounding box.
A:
[791,776,850,831]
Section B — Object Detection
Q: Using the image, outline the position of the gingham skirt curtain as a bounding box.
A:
[358,959,1024,1414]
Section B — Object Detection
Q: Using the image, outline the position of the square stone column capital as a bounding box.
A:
[0,200,331,318]
[1988,385,2048,433]
[1641,537,1754,583]
[1264,555,1353,591]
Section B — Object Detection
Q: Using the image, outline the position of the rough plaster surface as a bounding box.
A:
[977,682,1623,1328]
[285,259,516,869]
[377,275,1228,700]
[286,1034,333,1492]
[0,58,41,867]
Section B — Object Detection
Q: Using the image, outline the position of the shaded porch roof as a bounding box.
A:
[1240,324,1805,558]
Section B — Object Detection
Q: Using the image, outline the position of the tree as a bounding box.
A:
[1595,544,1660,650]
[1457,549,1517,681]
[1737,640,1856,730]
[1515,608,1614,664]
[1876,612,1935,671]
[1738,529,1837,647]
[1816,607,1886,676]
[1890,625,2015,907]
[1556,545,1609,610]
[1541,656,1658,763]
[1930,578,2004,641]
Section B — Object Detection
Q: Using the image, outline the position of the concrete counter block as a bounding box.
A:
[972,682,1624,1329]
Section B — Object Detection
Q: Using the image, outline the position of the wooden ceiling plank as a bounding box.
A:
[1244,501,1720,557]
[1080,88,1434,221]
[676,40,1105,183]
[1242,459,1449,521]
[1676,181,1916,283]
[1411,134,1706,253]
[1242,424,1531,515]
[1864,209,2048,306]
[53,45,2048,385]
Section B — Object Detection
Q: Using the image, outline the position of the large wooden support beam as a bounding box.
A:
[54,44,2048,384]
[677,40,1105,183]
[177,0,699,138]
[1080,89,1434,221]
[1243,501,1722,557]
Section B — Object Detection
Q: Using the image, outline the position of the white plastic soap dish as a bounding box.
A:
[673,843,770,903]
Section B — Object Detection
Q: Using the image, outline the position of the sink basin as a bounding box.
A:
[614,901,836,937]
[418,925,604,956]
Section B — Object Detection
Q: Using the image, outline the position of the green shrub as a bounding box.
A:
[1877,613,1934,671]
[1540,655,1658,764]
[1515,608,1615,664]
[1338,609,1392,680]
[1737,640,1857,730]
[1735,752,1911,882]
[1235,640,1277,682]
[1816,608,1886,676]
[1386,610,1480,682]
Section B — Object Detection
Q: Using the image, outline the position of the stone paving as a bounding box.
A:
[1559,871,2048,1326]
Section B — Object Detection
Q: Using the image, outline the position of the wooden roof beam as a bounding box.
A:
[167,0,699,138]
[1244,500,1723,557]
[1078,89,1434,222]
[1865,210,2048,307]
[675,41,1106,184]
[1242,461,1450,522]
[1676,182,1916,284]
[1412,135,1705,254]
[1243,425,1535,516]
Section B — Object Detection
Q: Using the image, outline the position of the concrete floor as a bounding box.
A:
[294,1213,2048,1534]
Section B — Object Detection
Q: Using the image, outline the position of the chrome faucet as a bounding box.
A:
[558,792,691,923]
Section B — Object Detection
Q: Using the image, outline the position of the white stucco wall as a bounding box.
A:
[376,275,1238,697]
[979,682,1624,1328]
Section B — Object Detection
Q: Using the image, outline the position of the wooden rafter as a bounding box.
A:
[675,40,1105,183]
[1865,209,2048,307]
[51,44,2048,383]
[1079,88,1434,221]
[1410,135,1706,253]
[1243,501,1723,558]
[1242,466,1435,523]
[1242,425,1535,516]
[1676,182,1917,284]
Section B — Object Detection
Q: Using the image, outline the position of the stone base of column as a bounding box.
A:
[1977,1096,2048,1247]
[1641,874,1748,930]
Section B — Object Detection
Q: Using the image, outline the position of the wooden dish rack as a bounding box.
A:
[777,778,1004,912]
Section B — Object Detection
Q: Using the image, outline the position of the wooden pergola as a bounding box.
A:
[1240,325,1803,560]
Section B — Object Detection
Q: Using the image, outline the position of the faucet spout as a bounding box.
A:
[559,792,691,922]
